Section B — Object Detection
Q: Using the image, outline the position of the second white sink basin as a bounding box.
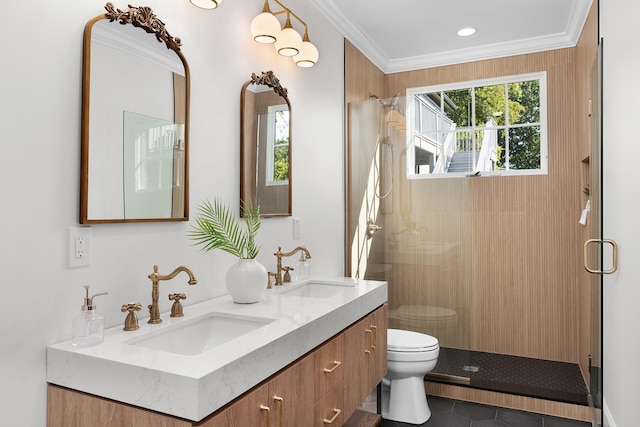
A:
[127,312,275,356]
[277,282,355,299]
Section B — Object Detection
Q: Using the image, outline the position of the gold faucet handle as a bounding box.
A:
[267,272,277,289]
[168,293,187,318]
[121,303,142,331]
[283,266,294,283]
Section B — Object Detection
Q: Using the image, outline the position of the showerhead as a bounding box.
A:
[389,93,400,108]
[369,93,402,113]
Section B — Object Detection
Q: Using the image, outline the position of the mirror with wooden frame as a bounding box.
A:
[240,71,291,217]
[80,3,190,223]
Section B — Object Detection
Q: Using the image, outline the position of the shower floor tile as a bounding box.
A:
[380,396,591,427]
[428,347,589,406]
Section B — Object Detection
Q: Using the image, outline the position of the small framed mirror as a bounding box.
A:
[80,3,190,223]
[240,71,291,217]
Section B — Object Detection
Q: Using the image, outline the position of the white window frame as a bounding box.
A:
[265,104,289,187]
[405,72,548,180]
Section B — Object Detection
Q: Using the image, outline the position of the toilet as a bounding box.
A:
[391,305,457,347]
[381,329,439,424]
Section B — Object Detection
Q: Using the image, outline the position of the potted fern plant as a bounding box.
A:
[189,198,267,303]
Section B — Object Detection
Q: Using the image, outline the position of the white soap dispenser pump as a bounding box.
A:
[72,285,108,347]
[295,252,311,280]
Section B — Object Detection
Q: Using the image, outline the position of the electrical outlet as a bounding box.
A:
[75,235,86,258]
[68,226,91,268]
[293,217,301,240]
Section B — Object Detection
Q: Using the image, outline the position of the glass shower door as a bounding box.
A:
[584,40,605,423]
[346,95,472,383]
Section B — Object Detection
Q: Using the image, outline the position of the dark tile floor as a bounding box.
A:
[431,348,589,406]
[380,396,592,427]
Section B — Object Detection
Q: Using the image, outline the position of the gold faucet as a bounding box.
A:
[273,246,311,286]
[147,265,197,324]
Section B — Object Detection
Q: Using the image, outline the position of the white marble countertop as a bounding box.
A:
[47,277,387,422]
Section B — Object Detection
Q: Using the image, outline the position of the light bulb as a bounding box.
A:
[251,12,281,43]
[294,40,318,67]
[275,14,301,56]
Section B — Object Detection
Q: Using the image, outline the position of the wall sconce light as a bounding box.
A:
[190,0,222,10]
[250,0,319,68]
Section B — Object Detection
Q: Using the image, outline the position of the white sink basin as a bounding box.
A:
[277,282,355,299]
[127,312,275,356]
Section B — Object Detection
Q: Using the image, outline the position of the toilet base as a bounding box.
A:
[381,376,431,424]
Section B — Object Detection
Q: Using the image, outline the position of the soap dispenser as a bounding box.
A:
[72,285,108,347]
[295,252,311,280]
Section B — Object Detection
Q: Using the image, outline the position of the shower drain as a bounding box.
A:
[463,365,480,373]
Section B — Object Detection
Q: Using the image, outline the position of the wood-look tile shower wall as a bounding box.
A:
[345,16,597,365]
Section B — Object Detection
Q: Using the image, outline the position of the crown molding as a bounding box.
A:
[308,0,593,74]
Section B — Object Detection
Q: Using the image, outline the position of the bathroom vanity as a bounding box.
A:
[47,278,387,426]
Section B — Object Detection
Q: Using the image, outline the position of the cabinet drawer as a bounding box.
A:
[314,384,344,427]
[314,333,344,401]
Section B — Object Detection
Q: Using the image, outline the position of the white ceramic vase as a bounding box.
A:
[225,258,268,303]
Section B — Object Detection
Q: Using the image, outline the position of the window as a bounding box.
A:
[406,72,547,178]
[265,104,289,186]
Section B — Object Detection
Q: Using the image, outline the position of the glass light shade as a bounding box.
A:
[190,0,222,9]
[275,27,302,56]
[294,41,319,67]
[251,12,281,44]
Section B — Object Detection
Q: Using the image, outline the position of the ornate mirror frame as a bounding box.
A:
[240,71,292,217]
[80,3,191,223]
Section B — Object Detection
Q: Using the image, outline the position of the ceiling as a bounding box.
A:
[307,0,593,74]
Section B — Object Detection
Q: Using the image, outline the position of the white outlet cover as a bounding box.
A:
[68,226,91,268]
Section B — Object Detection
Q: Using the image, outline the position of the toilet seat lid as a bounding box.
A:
[388,329,439,352]
[396,305,457,322]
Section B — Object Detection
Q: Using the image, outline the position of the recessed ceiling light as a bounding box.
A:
[457,28,476,37]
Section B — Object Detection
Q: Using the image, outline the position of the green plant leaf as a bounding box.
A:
[242,199,261,259]
[188,197,261,259]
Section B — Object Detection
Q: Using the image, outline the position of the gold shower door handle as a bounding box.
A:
[584,238,618,274]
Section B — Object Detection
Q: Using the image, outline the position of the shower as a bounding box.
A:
[347,94,591,411]
[368,93,401,200]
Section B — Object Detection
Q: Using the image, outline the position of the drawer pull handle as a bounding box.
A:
[260,405,270,427]
[323,408,341,424]
[365,329,372,354]
[323,360,342,373]
[370,325,378,350]
[273,396,283,427]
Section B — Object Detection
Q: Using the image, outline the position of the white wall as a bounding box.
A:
[601,1,640,426]
[1,1,344,425]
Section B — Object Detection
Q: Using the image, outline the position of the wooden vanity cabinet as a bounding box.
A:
[315,384,344,427]
[199,383,270,427]
[314,333,345,426]
[343,304,388,418]
[267,353,315,427]
[47,384,193,427]
[202,354,314,427]
[47,304,387,427]
[314,333,344,400]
